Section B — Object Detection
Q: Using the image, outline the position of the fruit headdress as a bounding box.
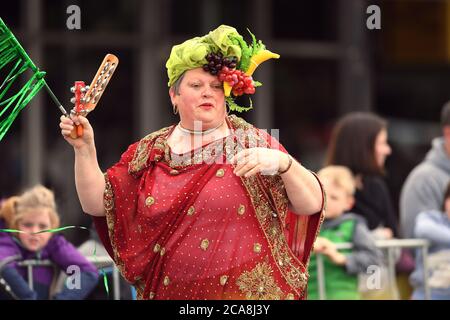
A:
[165,25,279,112]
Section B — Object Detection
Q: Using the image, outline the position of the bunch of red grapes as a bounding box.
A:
[203,52,255,96]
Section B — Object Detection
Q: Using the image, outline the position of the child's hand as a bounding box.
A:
[314,237,347,266]
[313,237,334,253]
[313,237,329,253]
[372,227,393,240]
[325,249,347,266]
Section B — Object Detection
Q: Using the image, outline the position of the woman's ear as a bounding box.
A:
[169,87,176,105]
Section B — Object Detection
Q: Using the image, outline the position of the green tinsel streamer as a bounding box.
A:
[0,17,48,141]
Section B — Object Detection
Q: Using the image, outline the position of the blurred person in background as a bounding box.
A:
[410,181,450,300]
[400,101,450,239]
[308,166,383,300]
[325,112,414,299]
[0,185,98,300]
[326,112,397,239]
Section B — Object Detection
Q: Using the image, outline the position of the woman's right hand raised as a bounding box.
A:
[59,114,95,150]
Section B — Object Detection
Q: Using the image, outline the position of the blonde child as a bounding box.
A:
[308,166,383,299]
[0,185,98,299]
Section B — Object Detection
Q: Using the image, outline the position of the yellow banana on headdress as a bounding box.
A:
[244,49,280,77]
[218,28,280,112]
[223,49,280,97]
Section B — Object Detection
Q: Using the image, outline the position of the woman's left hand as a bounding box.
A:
[230,148,290,177]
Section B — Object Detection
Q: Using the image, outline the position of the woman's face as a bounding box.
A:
[17,210,52,252]
[374,128,391,168]
[169,68,226,129]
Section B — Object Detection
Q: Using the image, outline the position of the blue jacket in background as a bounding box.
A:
[410,210,450,299]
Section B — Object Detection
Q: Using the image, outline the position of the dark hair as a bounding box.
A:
[441,101,450,127]
[443,181,450,211]
[326,112,387,176]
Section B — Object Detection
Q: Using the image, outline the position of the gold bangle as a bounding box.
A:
[278,155,293,175]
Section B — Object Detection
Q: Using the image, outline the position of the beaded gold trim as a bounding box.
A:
[254,243,262,253]
[229,116,316,297]
[103,173,135,295]
[187,206,196,216]
[220,275,228,286]
[200,239,210,251]
[286,293,295,300]
[163,276,170,286]
[236,261,283,300]
[239,174,308,296]
[216,168,225,177]
[128,126,172,175]
[145,196,155,207]
[163,136,231,169]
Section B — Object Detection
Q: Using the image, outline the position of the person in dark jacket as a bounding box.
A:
[325,112,397,239]
[0,185,99,300]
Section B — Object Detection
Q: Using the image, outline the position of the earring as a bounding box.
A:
[173,104,178,115]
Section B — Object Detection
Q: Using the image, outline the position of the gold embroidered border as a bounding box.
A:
[236,261,283,300]
[261,175,289,222]
[128,115,254,171]
[229,115,310,297]
[229,116,289,222]
[128,126,172,175]
[103,173,146,299]
[162,136,231,169]
[240,174,308,296]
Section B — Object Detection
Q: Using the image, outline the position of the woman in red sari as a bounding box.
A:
[59,25,324,300]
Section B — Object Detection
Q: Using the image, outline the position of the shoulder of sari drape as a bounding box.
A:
[228,115,325,298]
[98,125,173,286]
[128,126,173,177]
[228,114,290,223]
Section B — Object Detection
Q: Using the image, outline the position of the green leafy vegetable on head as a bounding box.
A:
[166,25,242,87]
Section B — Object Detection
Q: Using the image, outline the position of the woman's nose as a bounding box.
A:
[386,144,392,155]
[202,88,212,97]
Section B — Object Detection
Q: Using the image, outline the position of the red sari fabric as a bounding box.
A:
[93,115,324,300]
